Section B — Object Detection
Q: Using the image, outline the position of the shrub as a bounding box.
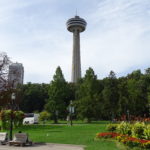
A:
[106,124,118,132]
[39,111,51,123]
[0,110,24,130]
[0,110,11,130]
[117,121,132,135]
[13,111,24,128]
[96,121,150,149]
[142,141,150,149]
[116,134,150,148]
[116,135,128,143]
[132,122,145,139]
[144,124,150,140]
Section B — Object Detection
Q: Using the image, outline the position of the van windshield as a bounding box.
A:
[25,113,34,117]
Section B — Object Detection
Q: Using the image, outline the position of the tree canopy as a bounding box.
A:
[17,66,149,121]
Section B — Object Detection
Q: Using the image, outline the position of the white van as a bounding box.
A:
[23,113,39,124]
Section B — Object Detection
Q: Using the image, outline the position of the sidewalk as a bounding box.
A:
[0,143,85,150]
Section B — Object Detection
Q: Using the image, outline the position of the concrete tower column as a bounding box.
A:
[72,29,81,82]
[66,16,87,83]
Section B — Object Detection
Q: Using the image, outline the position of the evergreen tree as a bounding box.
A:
[102,71,119,120]
[45,66,68,123]
[75,67,100,122]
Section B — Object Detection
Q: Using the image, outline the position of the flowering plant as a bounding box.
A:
[142,141,150,149]
[96,132,150,149]
[96,132,120,139]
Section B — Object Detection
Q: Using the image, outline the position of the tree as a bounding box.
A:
[45,66,69,123]
[126,70,147,116]
[0,52,23,110]
[75,67,100,122]
[0,52,11,107]
[102,71,119,120]
[117,77,129,116]
[0,52,11,81]
[20,83,49,112]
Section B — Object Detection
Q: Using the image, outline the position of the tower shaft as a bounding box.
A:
[72,29,81,82]
[66,15,87,83]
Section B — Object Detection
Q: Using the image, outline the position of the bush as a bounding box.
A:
[39,111,51,123]
[117,121,132,135]
[106,124,118,132]
[97,121,150,149]
[142,141,150,149]
[144,124,150,140]
[0,110,24,130]
[132,122,145,139]
[115,133,150,148]
[13,111,24,128]
[0,110,11,130]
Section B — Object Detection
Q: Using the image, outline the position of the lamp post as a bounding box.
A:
[69,100,74,126]
[127,110,130,122]
[55,110,58,124]
[10,93,15,140]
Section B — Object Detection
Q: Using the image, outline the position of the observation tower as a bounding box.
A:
[66,15,87,83]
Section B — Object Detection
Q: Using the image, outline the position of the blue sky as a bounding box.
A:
[0,0,150,83]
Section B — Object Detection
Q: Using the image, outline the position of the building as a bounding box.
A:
[8,63,24,88]
[66,15,87,83]
[0,77,6,91]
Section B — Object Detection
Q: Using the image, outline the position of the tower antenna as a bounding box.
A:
[76,8,78,16]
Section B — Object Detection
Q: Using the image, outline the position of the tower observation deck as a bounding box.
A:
[66,16,87,83]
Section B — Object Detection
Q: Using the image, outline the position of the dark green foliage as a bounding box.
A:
[18,66,150,121]
[20,83,49,112]
[45,66,72,123]
[102,71,119,119]
[75,67,101,122]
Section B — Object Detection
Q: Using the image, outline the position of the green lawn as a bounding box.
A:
[12,123,127,150]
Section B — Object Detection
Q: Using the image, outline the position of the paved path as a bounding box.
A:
[0,143,85,150]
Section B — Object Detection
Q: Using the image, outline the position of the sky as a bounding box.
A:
[0,0,150,83]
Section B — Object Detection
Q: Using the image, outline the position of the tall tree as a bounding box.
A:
[102,71,119,120]
[75,67,100,122]
[126,70,147,116]
[117,77,129,116]
[45,66,69,123]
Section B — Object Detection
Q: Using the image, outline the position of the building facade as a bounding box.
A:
[8,63,24,88]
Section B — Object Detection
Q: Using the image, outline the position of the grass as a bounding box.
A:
[11,123,126,150]
[39,120,111,124]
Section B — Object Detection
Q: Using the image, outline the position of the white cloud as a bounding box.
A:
[81,0,150,78]
[0,0,150,82]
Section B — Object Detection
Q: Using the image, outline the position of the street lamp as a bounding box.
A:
[55,110,58,124]
[69,100,74,126]
[10,93,15,140]
[127,110,130,122]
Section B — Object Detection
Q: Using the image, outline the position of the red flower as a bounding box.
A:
[97,132,120,138]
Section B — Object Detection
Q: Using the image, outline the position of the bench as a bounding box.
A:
[9,133,32,146]
[0,132,8,145]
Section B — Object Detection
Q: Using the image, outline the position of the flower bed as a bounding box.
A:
[96,132,120,139]
[96,132,150,149]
